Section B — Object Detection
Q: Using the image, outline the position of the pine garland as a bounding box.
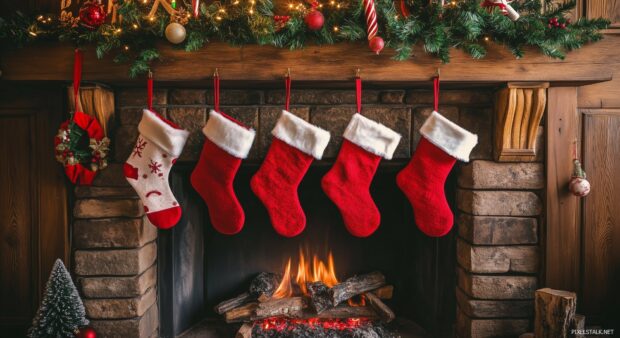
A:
[0,0,609,77]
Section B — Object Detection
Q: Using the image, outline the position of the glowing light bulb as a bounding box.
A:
[124,45,130,50]
[333,26,339,32]
[132,23,139,29]
[249,9,254,14]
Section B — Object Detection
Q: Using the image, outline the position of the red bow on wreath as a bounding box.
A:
[54,50,110,185]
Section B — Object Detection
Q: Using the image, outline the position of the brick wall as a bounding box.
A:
[74,86,544,337]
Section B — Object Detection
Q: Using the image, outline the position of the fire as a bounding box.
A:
[273,249,339,299]
[271,249,365,306]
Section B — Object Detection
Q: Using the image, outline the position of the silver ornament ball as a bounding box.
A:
[165,22,186,44]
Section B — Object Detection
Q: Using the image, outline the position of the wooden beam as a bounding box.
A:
[545,87,581,292]
[534,288,577,338]
[0,36,618,83]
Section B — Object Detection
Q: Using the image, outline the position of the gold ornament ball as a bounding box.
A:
[165,22,186,44]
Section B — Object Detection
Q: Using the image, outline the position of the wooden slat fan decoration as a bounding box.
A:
[494,82,549,162]
[67,85,115,136]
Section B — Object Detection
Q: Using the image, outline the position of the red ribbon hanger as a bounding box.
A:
[285,68,291,111]
[147,70,154,110]
[356,69,362,113]
[214,68,220,113]
[433,69,440,112]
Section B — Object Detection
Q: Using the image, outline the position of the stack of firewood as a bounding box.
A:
[214,272,396,338]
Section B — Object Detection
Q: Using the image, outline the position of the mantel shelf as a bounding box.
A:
[1,35,617,85]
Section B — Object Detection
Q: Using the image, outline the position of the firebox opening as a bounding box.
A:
[160,162,458,337]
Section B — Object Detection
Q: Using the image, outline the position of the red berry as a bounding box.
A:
[560,23,566,29]
[566,18,571,24]
[548,24,552,28]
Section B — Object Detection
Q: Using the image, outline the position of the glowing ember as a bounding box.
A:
[256,317,371,332]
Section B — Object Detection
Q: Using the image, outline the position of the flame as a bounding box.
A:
[272,249,340,299]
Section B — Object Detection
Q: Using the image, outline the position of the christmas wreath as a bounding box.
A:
[55,49,110,185]
[55,111,110,185]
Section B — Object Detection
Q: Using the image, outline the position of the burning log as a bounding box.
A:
[307,281,333,313]
[216,272,282,314]
[371,285,394,299]
[249,272,281,298]
[315,305,379,319]
[254,297,305,320]
[235,323,253,338]
[215,292,254,315]
[365,292,395,323]
[331,271,386,306]
[225,302,258,323]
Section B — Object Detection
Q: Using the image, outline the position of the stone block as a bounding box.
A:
[406,90,493,106]
[361,107,411,158]
[74,199,143,219]
[73,217,157,249]
[457,307,531,338]
[267,90,379,105]
[310,106,356,158]
[167,107,207,161]
[90,303,159,338]
[206,90,263,105]
[457,239,539,273]
[380,91,405,103]
[92,163,131,187]
[459,107,493,160]
[458,214,538,245]
[169,89,207,105]
[459,161,544,189]
[84,287,156,319]
[117,89,167,107]
[457,190,542,216]
[75,242,157,276]
[458,267,537,300]
[81,265,156,298]
[456,287,533,318]
[114,125,139,162]
[259,107,310,157]
[412,106,458,147]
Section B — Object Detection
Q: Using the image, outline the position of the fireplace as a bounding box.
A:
[73,85,542,338]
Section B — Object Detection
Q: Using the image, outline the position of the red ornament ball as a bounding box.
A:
[79,1,106,30]
[75,326,97,338]
[304,10,324,31]
[369,36,385,55]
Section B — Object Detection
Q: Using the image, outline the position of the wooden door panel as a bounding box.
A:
[0,87,68,337]
[0,114,35,323]
[582,111,620,327]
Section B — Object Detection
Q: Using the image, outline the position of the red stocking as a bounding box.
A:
[251,111,330,237]
[396,111,477,237]
[322,113,401,237]
[191,110,256,234]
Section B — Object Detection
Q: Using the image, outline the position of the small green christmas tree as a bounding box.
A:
[28,259,89,338]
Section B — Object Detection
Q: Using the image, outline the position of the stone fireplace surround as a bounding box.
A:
[72,86,543,338]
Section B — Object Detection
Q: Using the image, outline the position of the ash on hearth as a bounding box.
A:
[252,317,397,338]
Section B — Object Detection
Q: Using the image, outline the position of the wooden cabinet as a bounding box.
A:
[586,0,620,28]
[0,86,69,336]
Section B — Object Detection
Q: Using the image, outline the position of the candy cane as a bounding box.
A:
[192,0,200,18]
[363,0,378,40]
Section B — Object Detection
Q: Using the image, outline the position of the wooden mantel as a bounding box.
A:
[0,35,617,85]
